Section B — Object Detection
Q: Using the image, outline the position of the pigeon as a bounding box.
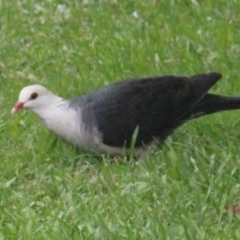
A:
[11,72,240,157]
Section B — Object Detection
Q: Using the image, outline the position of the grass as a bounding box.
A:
[1,0,240,239]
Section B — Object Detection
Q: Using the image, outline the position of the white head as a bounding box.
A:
[11,85,59,114]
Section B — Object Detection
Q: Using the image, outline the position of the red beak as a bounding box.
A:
[11,102,24,114]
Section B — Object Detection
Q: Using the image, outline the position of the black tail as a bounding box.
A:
[188,94,240,120]
[190,72,222,99]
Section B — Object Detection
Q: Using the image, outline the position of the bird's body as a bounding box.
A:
[12,72,240,157]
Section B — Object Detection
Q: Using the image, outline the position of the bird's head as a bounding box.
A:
[11,85,55,114]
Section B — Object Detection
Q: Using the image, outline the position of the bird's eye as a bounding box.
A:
[30,92,38,100]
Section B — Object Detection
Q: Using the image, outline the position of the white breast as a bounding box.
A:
[31,101,84,147]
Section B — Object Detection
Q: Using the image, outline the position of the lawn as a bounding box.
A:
[1,0,240,239]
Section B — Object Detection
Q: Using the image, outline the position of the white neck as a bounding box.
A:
[31,98,83,146]
[31,96,66,120]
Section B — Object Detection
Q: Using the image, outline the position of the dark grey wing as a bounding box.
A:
[75,72,221,148]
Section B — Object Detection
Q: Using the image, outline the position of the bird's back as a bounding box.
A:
[71,73,221,148]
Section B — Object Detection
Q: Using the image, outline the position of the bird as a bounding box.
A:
[11,72,240,158]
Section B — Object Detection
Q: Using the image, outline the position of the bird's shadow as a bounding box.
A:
[47,137,139,175]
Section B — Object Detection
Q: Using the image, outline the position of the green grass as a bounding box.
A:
[1,0,240,239]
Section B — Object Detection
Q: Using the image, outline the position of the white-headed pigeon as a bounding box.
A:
[11,73,240,157]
